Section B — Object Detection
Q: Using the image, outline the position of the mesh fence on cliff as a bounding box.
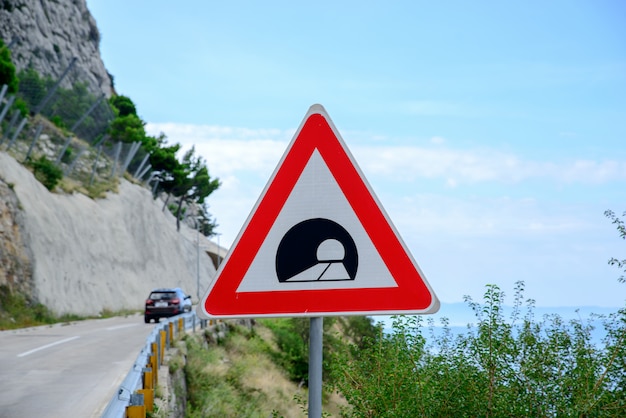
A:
[0,52,153,192]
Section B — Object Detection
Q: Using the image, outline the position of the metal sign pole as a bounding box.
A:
[308,317,323,418]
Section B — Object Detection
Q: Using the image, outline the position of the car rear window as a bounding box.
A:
[150,292,176,300]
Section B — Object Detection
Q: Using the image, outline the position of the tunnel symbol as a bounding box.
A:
[276,218,358,282]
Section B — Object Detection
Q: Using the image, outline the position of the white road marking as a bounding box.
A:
[105,323,140,331]
[17,336,80,357]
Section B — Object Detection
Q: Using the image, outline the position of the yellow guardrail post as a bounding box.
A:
[143,368,153,390]
[150,343,158,388]
[124,392,146,418]
[159,330,166,365]
[168,322,174,347]
[137,388,154,413]
[178,317,183,334]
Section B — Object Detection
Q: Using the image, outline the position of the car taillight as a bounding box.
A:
[171,298,180,304]
[146,299,154,305]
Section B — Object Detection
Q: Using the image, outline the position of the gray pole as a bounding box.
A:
[32,57,77,115]
[121,141,141,173]
[0,84,7,103]
[137,163,152,181]
[309,317,323,418]
[0,95,15,124]
[111,141,122,177]
[6,116,28,150]
[133,153,150,178]
[89,142,103,186]
[69,93,106,132]
[196,218,200,301]
[25,123,44,161]
[1,110,20,143]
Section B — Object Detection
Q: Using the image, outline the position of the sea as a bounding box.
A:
[374,303,623,349]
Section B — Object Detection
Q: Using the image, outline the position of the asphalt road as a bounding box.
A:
[0,314,154,418]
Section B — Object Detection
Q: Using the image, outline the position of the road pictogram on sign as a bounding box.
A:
[197,104,439,318]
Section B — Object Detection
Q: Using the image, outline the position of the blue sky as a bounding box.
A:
[86,1,626,308]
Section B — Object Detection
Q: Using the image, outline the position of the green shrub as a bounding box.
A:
[31,156,63,190]
[60,147,73,164]
[330,282,626,417]
[0,285,56,329]
[50,115,66,129]
[261,318,310,383]
[0,39,18,93]
[13,97,29,116]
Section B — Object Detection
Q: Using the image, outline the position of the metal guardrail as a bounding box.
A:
[101,311,203,418]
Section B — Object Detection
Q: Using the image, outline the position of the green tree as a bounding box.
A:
[108,113,146,144]
[168,147,220,232]
[109,94,137,117]
[196,202,218,237]
[0,38,18,93]
[605,210,626,284]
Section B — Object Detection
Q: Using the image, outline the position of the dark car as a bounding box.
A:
[144,287,192,323]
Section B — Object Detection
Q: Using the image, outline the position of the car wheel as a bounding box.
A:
[144,315,150,324]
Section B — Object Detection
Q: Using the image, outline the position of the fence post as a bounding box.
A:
[24,123,43,162]
[54,135,73,165]
[133,153,150,177]
[32,56,77,115]
[0,94,15,124]
[65,148,86,175]
[1,111,20,144]
[111,141,122,177]
[121,141,141,173]
[6,116,28,150]
[137,163,152,181]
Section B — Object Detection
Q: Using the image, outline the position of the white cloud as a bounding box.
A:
[146,122,626,188]
[146,122,291,177]
[353,146,626,184]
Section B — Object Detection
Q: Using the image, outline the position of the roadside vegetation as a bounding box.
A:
[0,284,136,330]
[183,212,625,417]
[183,320,348,417]
[1,37,220,234]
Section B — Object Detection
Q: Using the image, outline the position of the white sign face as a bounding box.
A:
[197,104,439,319]
[237,149,398,293]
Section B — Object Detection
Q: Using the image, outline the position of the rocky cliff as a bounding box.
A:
[0,1,219,315]
[0,151,217,315]
[0,0,113,97]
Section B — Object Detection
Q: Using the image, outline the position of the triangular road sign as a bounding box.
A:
[198,104,439,318]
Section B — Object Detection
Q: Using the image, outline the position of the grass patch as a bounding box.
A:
[0,286,139,330]
[0,285,80,329]
[184,322,312,418]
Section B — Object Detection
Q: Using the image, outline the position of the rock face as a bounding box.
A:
[0,152,217,315]
[0,0,113,97]
[0,179,33,297]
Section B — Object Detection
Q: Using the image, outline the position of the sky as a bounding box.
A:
[85,1,626,309]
